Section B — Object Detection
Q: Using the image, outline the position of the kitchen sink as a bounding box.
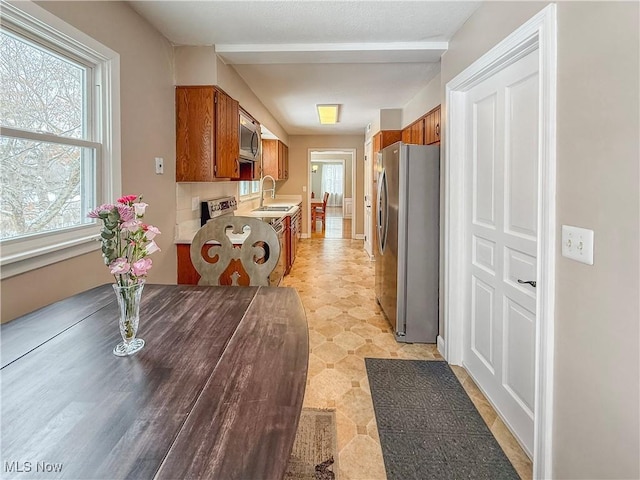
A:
[253,206,291,212]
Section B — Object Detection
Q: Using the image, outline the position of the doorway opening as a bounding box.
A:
[308,149,356,239]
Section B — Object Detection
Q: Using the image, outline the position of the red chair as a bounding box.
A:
[312,192,329,231]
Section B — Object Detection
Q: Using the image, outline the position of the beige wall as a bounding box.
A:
[402,72,442,128]
[553,2,639,477]
[174,46,217,85]
[440,1,640,477]
[1,1,177,323]
[216,57,288,144]
[281,135,365,235]
[174,47,288,143]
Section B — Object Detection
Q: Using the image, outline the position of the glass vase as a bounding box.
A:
[112,281,145,356]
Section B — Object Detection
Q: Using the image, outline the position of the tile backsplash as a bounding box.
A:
[175,182,238,238]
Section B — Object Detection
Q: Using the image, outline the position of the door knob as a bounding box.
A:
[517,279,537,288]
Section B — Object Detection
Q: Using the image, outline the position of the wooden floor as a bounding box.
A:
[282,235,533,479]
[311,206,352,239]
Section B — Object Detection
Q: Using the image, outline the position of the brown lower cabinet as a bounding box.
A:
[177,212,300,285]
[284,215,292,274]
[177,244,254,286]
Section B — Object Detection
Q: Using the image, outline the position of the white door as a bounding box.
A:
[464,49,539,456]
[363,141,373,256]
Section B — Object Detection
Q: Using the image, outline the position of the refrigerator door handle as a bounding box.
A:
[377,168,388,254]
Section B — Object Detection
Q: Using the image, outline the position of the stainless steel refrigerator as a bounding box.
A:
[375,142,440,343]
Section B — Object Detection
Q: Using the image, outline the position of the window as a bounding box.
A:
[0,2,120,279]
[321,163,344,207]
[239,180,260,199]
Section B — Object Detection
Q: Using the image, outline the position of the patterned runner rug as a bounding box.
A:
[285,408,339,480]
[366,359,519,480]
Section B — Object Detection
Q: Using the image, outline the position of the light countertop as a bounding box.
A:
[176,203,300,245]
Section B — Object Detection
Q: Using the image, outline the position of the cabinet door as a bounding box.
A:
[411,119,424,145]
[284,216,292,274]
[373,132,381,153]
[381,130,402,148]
[282,143,289,179]
[425,112,434,145]
[401,127,411,144]
[262,139,277,178]
[277,141,284,178]
[176,87,215,182]
[214,90,240,179]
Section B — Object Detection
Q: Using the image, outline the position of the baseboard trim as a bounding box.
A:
[301,233,310,239]
[437,335,446,360]
[354,234,365,240]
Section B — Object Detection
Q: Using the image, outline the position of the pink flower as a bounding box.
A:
[87,203,114,218]
[116,204,135,222]
[122,219,142,232]
[143,225,161,240]
[133,202,148,216]
[131,258,153,277]
[117,195,138,205]
[109,257,131,275]
[144,240,161,255]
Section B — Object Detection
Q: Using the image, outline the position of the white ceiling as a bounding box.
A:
[129,1,481,136]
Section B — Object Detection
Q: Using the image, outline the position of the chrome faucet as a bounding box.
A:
[259,175,276,207]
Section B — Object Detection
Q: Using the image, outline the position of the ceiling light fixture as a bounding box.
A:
[316,104,340,125]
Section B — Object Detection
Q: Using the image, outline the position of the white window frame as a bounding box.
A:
[238,180,261,202]
[0,0,120,279]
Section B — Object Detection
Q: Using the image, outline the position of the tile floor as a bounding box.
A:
[311,206,352,239]
[281,237,532,480]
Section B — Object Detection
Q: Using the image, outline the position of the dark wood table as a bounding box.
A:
[1,284,309,479]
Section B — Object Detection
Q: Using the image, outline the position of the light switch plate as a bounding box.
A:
[155,157,164,174]
[561,225,594,265]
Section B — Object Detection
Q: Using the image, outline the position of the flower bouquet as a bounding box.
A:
[88,195,161,356]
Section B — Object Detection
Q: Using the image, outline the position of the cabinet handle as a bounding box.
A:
[517,279,537,288]
[435,124,440,136]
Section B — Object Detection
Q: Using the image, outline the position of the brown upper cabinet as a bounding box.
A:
[401,105,441,146]
[425,105,441,145]
[176,86,240,182]
[373,130,402,155]
[263,139,289,180]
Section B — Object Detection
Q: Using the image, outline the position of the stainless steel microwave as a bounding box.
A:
[239,111,261,162]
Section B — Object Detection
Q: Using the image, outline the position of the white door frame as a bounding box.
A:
[443,5,556,479]
[364,139,373,256]
[307,148,357,238]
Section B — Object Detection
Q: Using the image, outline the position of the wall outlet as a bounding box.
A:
[561,225,594,265]
[302,186,307,192]
[191,196,200,212]
[155,157,164,174]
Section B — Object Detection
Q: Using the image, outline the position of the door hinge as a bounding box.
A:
[214,164,217,175]
[214,93,218,104]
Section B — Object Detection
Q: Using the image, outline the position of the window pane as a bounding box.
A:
[252,180,260,193]
[0,29,86,139]
[0,136,95,240]
[239,181,250,196]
